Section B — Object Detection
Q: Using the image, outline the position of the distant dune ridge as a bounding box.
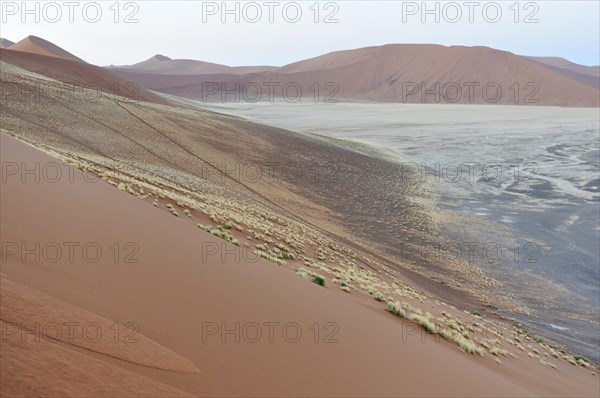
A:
[0,38,14,48]
[2,36,598,106]
[115,44,600,107]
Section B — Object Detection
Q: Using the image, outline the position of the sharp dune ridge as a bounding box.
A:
[1,36,600,396]
[7,35,84,62]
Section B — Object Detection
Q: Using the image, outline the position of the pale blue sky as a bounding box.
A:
[1,0,599,66]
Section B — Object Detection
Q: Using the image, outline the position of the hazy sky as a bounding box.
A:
[1,0,599,66]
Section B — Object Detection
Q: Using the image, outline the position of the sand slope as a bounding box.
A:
[5,133,599,397]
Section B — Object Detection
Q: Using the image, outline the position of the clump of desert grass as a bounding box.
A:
[409,313,436,334]
[297,267,310,279]
[254,249,285,265]
[489,347,510,357]
[384,301,485,356]
[312,275,326,286]
[421,321,485,357]
[373,291,385,302]
[254,243,286,265]
[387,301,406,318]
[454,335,485,356]
[165,203,179,216]
[575,356,591,367]
[194,223,240,246]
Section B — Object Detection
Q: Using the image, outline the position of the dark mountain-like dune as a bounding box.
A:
[0,38,15,48]
[115,44,600,107]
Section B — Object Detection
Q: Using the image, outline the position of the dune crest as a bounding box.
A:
[9,35,84,62]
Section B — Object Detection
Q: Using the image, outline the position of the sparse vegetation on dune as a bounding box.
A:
[409,313,436,334]
[3,65,597,375]
[99,147,600,370]
[79,155,600,368]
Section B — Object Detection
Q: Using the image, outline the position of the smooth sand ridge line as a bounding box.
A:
[2,132,598,397]
[0,275,200,374]
[0,321,193,397]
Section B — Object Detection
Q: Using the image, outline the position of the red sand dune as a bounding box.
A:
[111,54,276,75]
[117,44,600,107]
[2,133,599,397]
[0,48,169,105]
[9,35,84,62]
